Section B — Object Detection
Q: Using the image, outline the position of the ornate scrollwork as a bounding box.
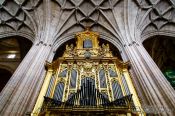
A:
[83,61,93,71]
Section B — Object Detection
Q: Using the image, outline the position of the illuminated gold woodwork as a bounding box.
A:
[32,29,145,116]
[76,27,99,49]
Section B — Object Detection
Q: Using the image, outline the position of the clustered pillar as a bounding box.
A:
[0,42,52,115]
[124,42,175,115]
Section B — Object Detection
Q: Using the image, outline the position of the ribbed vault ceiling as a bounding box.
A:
[0,0,175,44]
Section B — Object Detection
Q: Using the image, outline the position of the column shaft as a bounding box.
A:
[124,44,175,115]
[0,44,52,116]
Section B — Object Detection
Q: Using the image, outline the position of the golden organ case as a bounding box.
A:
[32,29,145,116]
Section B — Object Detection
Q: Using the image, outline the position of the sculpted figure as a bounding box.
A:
[64,44,74,57]
[102,43,112,57]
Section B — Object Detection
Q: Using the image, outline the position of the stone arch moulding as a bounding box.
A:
[47,32,127,62]
[0,31,35,43]
[141,31,175,43]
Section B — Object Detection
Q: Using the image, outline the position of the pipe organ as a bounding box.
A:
[32,29,144,116]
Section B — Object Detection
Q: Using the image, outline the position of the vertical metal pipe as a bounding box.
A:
[72,95,75,105]
[80,86,82,105]
[74,93,78,105]
[100,94,102,105]
[90,81,92,106]
[92,84,93,106]
[85,82,87,106]
[97,89,99,105]
[83,83,84,106]
[86,80,89,105]
[94,84,95,106]
[84,82,86,106]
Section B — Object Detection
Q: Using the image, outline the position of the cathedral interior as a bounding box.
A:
[0,0,175,116]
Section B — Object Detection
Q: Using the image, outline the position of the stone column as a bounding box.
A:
[124,42,175,115]
[0,42,52,116]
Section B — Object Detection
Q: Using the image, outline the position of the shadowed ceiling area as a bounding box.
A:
[143,36,175,89]
[0,68,12,92]
[0,36,32,92]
